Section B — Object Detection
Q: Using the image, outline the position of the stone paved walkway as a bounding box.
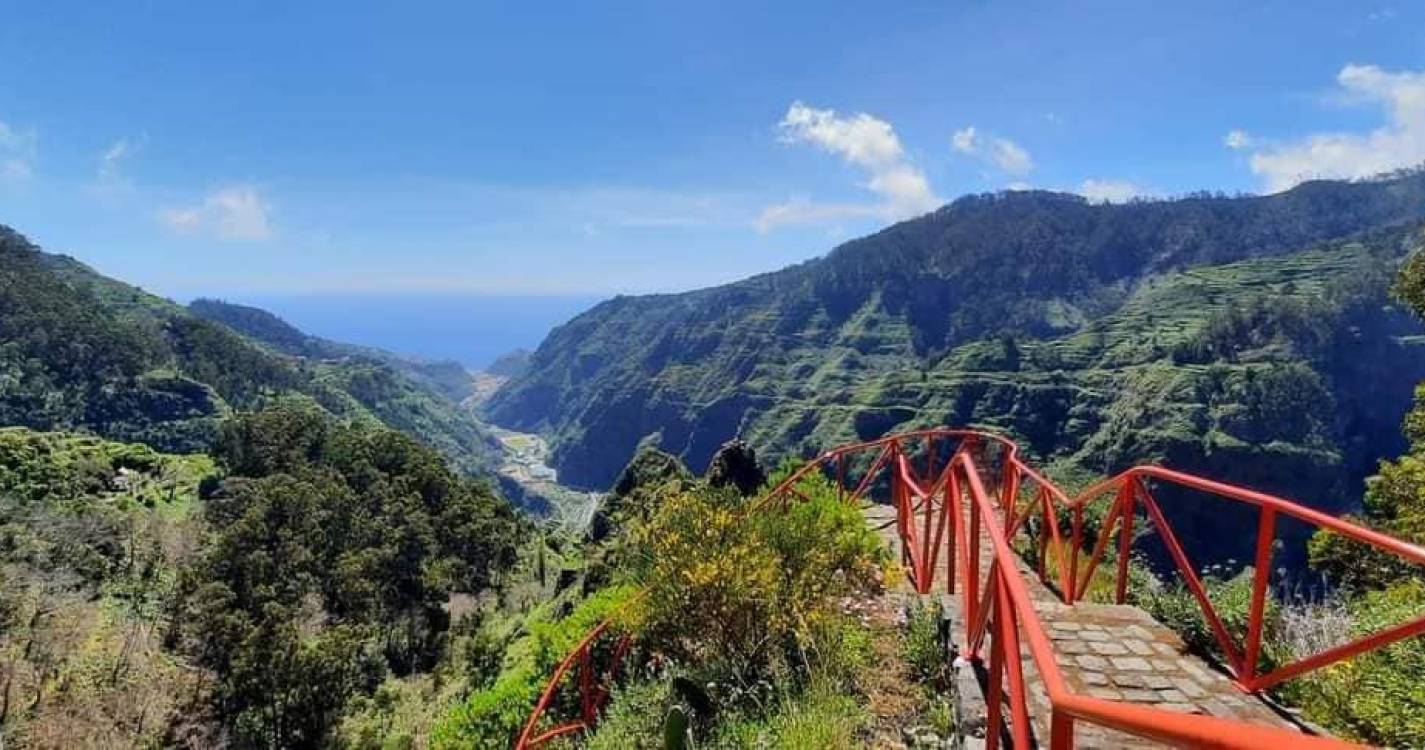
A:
[862,502,1320,748]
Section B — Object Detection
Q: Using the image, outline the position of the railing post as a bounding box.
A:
[946,467,959,594]
[927,464,953,594]
[894,454,911,576]
[1001,461,1021,533]
[1115,481,1136,605]
[968,470,981,644]
[985,583,1005,750]
[835,452,845,504]
[1049,710,1074,750]
[1069,505,1082,603]
[1037,507,1049,582]
[997,575,1032,749]
[579,644,593,724]
[1242,505,1276,688]
[921,463,935,593]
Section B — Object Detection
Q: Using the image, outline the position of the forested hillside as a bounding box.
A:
[0,406,529,748]
[488,175,1425,554]
[0,226,500,475]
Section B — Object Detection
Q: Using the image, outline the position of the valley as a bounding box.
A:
[488,423,601,534]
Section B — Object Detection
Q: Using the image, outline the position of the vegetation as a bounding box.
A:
[441,451,888,749]
[626,470,882,684]
[171,401,525,748]
[188,298,477,404]
[429,583,634,749]
[484,349,532,380]
[11,175,1425,747]
[0,399,529,749]
[0,428,212,747]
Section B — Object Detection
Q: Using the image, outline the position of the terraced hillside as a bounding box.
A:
[488,178,1425,562]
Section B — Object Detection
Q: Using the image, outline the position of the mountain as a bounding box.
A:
[0,225,501,475]
[485,347,533,379]
[486,174,1425,557]
[187,298,476,402]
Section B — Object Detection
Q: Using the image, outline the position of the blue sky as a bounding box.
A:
[2,1,1424,301]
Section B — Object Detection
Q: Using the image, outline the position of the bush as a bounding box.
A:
[628,474,883,685]
[1286,581,1425,747]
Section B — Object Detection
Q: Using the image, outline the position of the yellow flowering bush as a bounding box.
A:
[628,475,883,683]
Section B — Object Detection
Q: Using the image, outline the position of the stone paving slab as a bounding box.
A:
[861,501,1317,748]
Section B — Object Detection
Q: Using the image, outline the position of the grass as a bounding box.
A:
[708,681,870,750]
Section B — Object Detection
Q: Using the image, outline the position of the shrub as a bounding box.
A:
[1286,580,1425,747]
[628,475,883,685]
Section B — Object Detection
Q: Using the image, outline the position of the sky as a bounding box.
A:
[2,1,1425,307]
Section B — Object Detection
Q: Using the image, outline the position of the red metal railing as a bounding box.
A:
[515,427,1425,748]
[514,620,635,748]
[1067,467,1425,693]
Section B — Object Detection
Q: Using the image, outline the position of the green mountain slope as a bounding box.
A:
[0,225,500,475]
[487,176,1425,538]
[187,297,476,402]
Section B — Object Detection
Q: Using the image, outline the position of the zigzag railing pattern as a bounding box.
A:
[516,428,1425,749]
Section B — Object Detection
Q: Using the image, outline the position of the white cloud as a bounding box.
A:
[952,126,978,153]
[98,137,135,182]
[1224,129,1253,150]
[1079,179,1145,204]
[951,125,1035,176]
[159,185,273,241]
[992,139,1034,175]
[1243,64,1425,192]
[779,101,908,169]
[759,102,940,232]
[0,119,36,186]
